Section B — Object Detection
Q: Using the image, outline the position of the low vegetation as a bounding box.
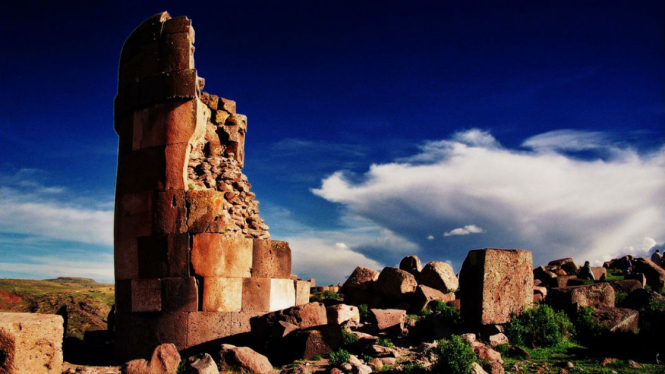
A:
[504,304,573,348]
[434,335,476,374]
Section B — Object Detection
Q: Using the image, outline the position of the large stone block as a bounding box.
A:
[191,234,253,277]
[203,277,243,312]
[549,283,615,311]
[341,266,379,291]
[115,312,188,361]
[152,189,187,235]
[159,32,195,73]
[592,307,639,333]
[186,311,261,347]
[369,309,406,333]
[136,233,190,279]
[414,284,455,312]
[294,280,311,305]
[269,278,296,312]
[633,258,665,290]
[399,255,423,277]
[114,237,139,280]
[459,249,533,326]
[162,277,198,312]
[115,147,166,194]
[242,277,271,312]
[548,258,578,275]
[131,278,162,313]
[252,240,292,278]
[0,313,63,374]
[186,191,227,233]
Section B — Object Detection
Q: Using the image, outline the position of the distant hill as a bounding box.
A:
[0,278,115,339]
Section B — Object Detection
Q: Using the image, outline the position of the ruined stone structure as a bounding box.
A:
[113,12,310,360]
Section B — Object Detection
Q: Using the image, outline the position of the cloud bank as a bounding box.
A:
[313,129,665,269]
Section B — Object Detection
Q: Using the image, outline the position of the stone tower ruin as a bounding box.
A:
[113,12,310,360]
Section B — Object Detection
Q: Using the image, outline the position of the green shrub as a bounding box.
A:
[429,300,462,326]
[342,330,359,346]
[358,304,370,321]
[572,306,602,344]
[615,291,627,306]
[434,335,476,374]
[401,362,425,374]
[311,290,343,302]
[505,305,573,348]
[377,338,395,348]
[328,349,350,366]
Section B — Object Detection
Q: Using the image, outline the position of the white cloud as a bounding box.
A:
[522,129,610,152]
[444,224,485,237]
[0,186,113,246]
[313,129,665,268]
[427,235,435,240]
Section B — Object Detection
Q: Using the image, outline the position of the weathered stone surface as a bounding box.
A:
[488,333,509,347]
[373,267,417,301]
[554,275,578,288]
[0,313,63,374]
[459,249,533,325]
[161,276,198,312]
[326,304,360,325]
[592,307,639,333]
[369,309,406,333]
[399,255,423,277]
[203,277,243,312]
[633,258,665,290]
[342,266,379,290]
[269,278,296,312]
[186,311,260,347]
[252,240,291,278]
[191,234,253,277]
[533,286,548,299]
[115,312,188,361]
[608,279,643,295]
[419,261,459,293]
[590,267,607,281]
[131,278,162,313]
[122,343,181,374]
[548,258,578,275]
[533,266,557,288]
[549,283,615,311]
[242,277,271,312]
[414,284,455,312]
[188,353,220,374]
[471,362,489,374]
[622,288,665,311]
[294,280,311,305]
[287,327,343,361]
[219,344,273,374]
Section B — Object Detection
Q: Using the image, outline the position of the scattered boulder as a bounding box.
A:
[288,326,343,361]
[459,249,533,325]
[189,353,219,374]
[625,272,647,288]
[219,344,273,374]
[368,309,406,333]
[590,267,607,281]
[122,344,181,374]
[414,284,455,312]
[327,304,360,325]
[533,266,557,287]
[471,362,488,374]
[591,307,639,333]
[399,255,423,277]
[488,333,509,347]
[549,283,615,311]
[419,261,459,293]
[341,266,381,306]
[554,275,578,288]
[632,258,665,290]
[622,288,665,311]
[373,267,417,301]
[0,313,64,374]
[608,279,642,295]
[548,258,578,275]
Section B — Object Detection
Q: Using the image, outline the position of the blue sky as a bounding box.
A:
[1,1,663,284]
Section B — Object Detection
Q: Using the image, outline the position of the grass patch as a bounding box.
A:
[328,349,350,366]
[377,338,395,348]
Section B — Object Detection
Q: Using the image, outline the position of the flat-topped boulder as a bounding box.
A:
[0,313,64,374]
[373,267,417,301]
[459,249,533,325]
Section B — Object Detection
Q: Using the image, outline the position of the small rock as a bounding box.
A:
[379,358,397,366]
[601,357,617,366]
[461,333,477,343]
[558,370,569,374]
[189,353,219,374]
[367,358,383,371]
[348,355,362,366]
[488,333,509,347]
[341,363,353,372]
[330,369,343,374]
[566,361,574,369]
[627,360,641,368]
[471,362,488,374]
[219,344,273,374]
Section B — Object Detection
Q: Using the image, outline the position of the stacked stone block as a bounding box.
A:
[113,12,309,361]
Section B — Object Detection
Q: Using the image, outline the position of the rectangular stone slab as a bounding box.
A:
[0,313,63,374]
[202,277,243,312]
[252,239,292,278]
[269,278,296,312]
[459,248,533,325]
[191,234,253,277]
[242,277,271,312]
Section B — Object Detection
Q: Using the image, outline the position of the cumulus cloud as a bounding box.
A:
[427,235,435,240]
[444,225,485,237]
[312,129,665,269]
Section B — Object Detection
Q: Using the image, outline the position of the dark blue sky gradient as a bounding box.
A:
[1,1,663,281]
